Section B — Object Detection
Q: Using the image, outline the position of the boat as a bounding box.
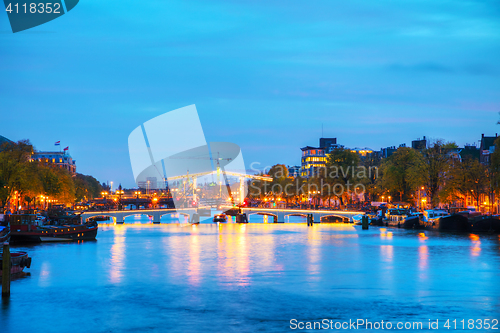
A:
[403,214,421,229]
[213,213,228,223]
[385,208,409,227]
[470,215,500,233]
[0,251,31,276]
[407,210,470,232]
[438,214,470,231]
[352,214,363,225]
[418,210,448,230]
[9,214,98,243]
[0,225,10,243]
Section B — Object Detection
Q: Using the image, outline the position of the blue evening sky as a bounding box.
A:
[1,0,499,187]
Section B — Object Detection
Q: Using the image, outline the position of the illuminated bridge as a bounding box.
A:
[81,207,364,224]
[239,207,363,223]
[80,208,196,224]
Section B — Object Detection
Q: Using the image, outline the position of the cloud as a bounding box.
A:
[387,63,498,76]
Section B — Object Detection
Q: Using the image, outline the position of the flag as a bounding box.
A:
[63,146,69,151]
[55,141,60,146]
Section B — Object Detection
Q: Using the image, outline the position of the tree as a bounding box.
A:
[443,157,489,208]
[378,147,425,202]
[74,174,103,202]
[360,152,382,202]
[0,140,33,211]
[325,148,361,206]
[490,137,500,197]
[421,140,454,206]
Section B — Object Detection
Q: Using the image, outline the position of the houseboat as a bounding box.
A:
[0,251,31,276]
[9,214,98,243]
[470,215,500,233]
[385,208,410,227]
[408,210,469,231]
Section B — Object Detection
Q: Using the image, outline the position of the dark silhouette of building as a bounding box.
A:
[319,138,337,150]
[480,133,498,165]
[412,136,427,150]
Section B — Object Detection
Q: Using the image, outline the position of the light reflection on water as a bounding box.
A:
[2,216,500,333]
[109,225,125,284]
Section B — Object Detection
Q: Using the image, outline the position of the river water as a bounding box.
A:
[1,215,500,332]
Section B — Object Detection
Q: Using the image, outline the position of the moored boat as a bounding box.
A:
[0,225,10,243]
[418,210,447,230]
[9,214,98,243]
[213,213,228,223]
[438,214,470,232]
[385,208,409,228]
[352,214,363,225]
[0,251,31,276]
[408,210,470,232]
[403,215,421,229]
[470,215,500,233]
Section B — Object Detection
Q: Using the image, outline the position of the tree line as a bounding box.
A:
[250,139,500,210]
[0,140,103,212]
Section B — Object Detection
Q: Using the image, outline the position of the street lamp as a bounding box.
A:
[116,189,124,210]
[134,191,141,210]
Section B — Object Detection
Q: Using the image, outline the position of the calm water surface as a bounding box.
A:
[2,215,500,332]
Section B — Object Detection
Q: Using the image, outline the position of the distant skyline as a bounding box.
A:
[1,0,499,188]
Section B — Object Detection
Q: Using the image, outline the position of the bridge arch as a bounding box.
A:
[122,213,153,223]
[320,214,349,223]
[248,212,278,223]
[85,214,116,223]
[284,213,307,223]
[159,212,190,223]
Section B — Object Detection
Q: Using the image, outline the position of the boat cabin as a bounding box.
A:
[386,208,409,222]
[9,214,38,232]
[422,210,448,222]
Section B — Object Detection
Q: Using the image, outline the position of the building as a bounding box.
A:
[287,165,301,178]
[319,138,337,153]
[350,147,374,157]
[380,146,397,158]
[480,133,498,165]
[32,151,77,174]
[380,144,407,158]
[412,136,427,150]
[138,177,159,190]
[460,144,480,161]
[300,146,326,177]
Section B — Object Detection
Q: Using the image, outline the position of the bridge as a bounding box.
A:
[80,208,196,224]
[80,207,363,224]
[239,207,363,223]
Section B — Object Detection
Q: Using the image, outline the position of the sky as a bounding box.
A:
[1,0,499,188]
